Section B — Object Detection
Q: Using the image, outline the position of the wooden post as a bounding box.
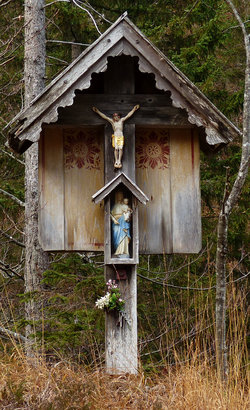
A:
[105,265,137,374]
[104,56,138,374]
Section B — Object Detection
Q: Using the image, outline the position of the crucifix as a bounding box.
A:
[92,105,140,169]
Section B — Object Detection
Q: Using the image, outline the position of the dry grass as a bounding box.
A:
[0,349,248,410]
[0,267,248,409]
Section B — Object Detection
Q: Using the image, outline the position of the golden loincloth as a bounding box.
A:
[112,134,124,148]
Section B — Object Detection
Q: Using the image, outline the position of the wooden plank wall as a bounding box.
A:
[170,129,201,253]
[39,126,201,254]
[39,128,64,250]
[39,127,104,251]
[136,127,201,254]
[136,128,172,253]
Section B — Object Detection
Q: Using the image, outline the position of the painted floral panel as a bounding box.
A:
[64,129,101,170]
[136,129,170,170]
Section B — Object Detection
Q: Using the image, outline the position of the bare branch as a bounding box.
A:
[47,39,89,46]
[0,188,25,207]
[0,0,12,8]
[47,54,69,65]
[76,0,112,24]
[215,0,250,380]
[0,260,24,280]
[224,0,250,215]
[0,56,15,67]
[0,230,25,248]
[181,0,201,20]
[137,272,216,291]
[223,19,250,32]
[44,0,70,7]
[0,148,25,165]
[225,0,249,51]
[72,0,102,35]
[0,325,28,343]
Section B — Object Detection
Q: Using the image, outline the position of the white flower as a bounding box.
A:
[95,292,110,310]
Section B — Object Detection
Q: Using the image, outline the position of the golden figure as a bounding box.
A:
[92,105,140,169]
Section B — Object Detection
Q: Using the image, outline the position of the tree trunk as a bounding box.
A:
[24,0,49,356]
[216,0,250,380]
[215,211,228,379]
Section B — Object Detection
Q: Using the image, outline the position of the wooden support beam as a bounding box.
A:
[104,55,138,374]
[57,94,190,127]
[105,265,137,374]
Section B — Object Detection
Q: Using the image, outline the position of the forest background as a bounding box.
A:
[0,0,249,408]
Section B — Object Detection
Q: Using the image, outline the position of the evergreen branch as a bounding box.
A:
[0,188,25,207]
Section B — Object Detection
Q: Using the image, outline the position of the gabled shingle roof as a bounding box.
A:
[6,12,241,153]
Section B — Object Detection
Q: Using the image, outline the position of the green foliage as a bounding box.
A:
[35,254,105,360]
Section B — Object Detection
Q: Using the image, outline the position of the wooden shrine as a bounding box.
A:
[92,172,148,265]
[6,13,240,374]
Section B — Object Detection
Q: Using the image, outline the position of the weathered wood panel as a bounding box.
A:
[170,129,201,253]
[39,128,64,250]
[136,127,201,254]
[104,55,138,374]
[64,128,104,251]
[39,127,105,251]
[57,94,190,127]
[105,265,138,374]
[39,126,201,254]
[136,128,172,253]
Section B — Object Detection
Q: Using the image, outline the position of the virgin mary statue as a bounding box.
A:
[111,191,132,258]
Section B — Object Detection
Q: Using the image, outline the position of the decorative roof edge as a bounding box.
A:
[5,14,242,154]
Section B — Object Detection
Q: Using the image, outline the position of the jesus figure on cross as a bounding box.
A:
[92,105,140,169]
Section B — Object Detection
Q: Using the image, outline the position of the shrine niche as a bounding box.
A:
[6,13,241,375]
[92,172,148,265]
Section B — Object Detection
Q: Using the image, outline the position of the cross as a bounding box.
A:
[57,55,191,374]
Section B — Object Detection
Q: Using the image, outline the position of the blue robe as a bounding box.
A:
[112,214,131,256]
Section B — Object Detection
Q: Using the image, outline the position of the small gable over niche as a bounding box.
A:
[5,13,241,255]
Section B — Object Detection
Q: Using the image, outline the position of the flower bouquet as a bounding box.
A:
[95,279,125,313]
